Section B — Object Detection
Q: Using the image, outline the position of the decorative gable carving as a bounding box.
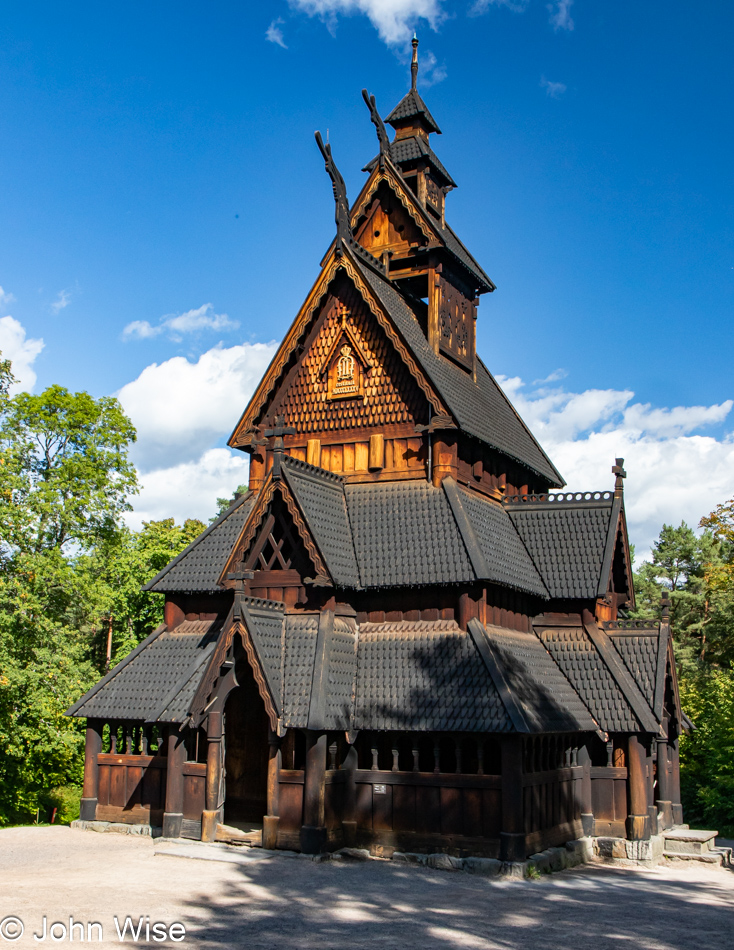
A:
[317,303,372,402]
[433,270,476,371]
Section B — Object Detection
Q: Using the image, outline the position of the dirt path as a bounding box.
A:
[1,827,732,948]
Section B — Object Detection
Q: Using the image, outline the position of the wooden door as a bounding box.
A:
[223,661,269,824]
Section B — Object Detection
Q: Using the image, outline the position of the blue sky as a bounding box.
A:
[1,1,732,558]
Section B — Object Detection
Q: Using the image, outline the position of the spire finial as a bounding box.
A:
[612,457,626,496]
[411,35,419,90]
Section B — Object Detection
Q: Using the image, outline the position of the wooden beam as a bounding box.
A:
[201,711,223,842]
[626,735,651,840]
[263,730,282,850]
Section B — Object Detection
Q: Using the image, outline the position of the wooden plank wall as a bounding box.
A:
[96,753,166,826]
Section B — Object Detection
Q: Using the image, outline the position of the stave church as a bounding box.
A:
[69,41,685,861]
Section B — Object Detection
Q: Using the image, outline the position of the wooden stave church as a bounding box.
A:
[68,42,685,860]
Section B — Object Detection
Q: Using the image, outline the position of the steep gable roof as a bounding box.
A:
[386,87,441,134]
[144,492,255,593]
[67,620,221,722]
[505,492,619,598]
[356,260,563,486]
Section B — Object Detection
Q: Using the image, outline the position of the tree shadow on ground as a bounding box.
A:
[177,856,734,950]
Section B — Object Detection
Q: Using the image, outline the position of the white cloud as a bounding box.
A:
[288,0,446,46]
[499,376,734,563]
[548,0,573,31]
[266,17,288,48]
[540,76,567,98]
[533,368,568,385]
[126,448,251,528]
[0,286,16,311]
[471,0,529,14]
[117,340,277,472]
[0,315,44,393]
[122,303,237,341]
[51,289,71,314]
[418,49,447,86]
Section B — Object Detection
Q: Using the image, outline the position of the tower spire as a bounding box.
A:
[411,34,419,90]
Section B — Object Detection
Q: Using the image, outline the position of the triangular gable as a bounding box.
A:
[349,157,495,293]
[598,499,635,609]
[228,244,447,450]
[218,472,332,588]
[188,596,286,733]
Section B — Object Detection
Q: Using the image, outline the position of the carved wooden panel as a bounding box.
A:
[436,273,475,370]
[270,275,427,434]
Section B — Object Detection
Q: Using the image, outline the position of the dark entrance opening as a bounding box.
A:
[223,656,269,825]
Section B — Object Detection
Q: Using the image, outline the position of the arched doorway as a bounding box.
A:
[223,656,269,827]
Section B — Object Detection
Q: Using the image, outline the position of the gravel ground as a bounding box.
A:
[1,826,732,949]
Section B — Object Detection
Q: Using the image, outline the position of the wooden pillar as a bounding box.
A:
[300,730,327,854]
[577,743,594,836]
[162,725,186,838]
[248,450,265,493]
[646,744,658,832]
[626,735,651,840]
[671,737,683,825]
[500,734,525,862]
[201,712,223,842]
[341,743,358,847]
[263,730,282,850]
[431,433,458,487]
[80,719,103,821]
[655,735,673,831]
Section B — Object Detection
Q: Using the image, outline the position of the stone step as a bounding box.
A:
[663,846,732,867]
[663,828,718,855]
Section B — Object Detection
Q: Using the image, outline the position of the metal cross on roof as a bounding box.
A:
[612,457,626,495]
[263,414,296,480]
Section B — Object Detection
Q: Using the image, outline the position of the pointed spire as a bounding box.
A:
[411,34,419,90]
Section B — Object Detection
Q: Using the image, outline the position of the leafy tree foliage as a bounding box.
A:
[632,504,734,834]
[0,358,205,824]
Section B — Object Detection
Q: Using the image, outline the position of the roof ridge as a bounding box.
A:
[503,490,613,507]
[282,454,346,485]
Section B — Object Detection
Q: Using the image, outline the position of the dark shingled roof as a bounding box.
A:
[386,88,441,134]
[505,493,615,598]
[449,484,548,596]
[67,620,221,722]
[281,458,360,587]
[354,620,509,732]
[536,626,639,732]
[346,480,473,587]
[364,135,456,187]
[356,259,563,486]
[281,613,319,728]
[439,222,494,292]
[145,492,255,593]
[606,628,660,712]
[474,623,598,734]
[323,616,358,731]
[241,599,286,716]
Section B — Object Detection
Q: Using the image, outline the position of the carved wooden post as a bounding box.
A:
[341,742,358,847]
[500,734,525,862]
[300,731,327,854]
[263,730,282,850]
[80,719,103,821]
[670,736,683,826]
[626,735,651,840]
[201,712,223,842]
[162,725,186,838]
[577,743,594,836]
[656,735,673,831]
